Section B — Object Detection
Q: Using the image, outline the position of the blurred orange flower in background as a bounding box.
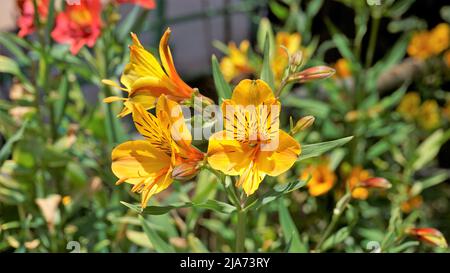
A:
[334,58,351,78]
[220,40,253,82]
[17,0,49,37]
[301,163,336,197]
[51,0,102,55]
[347,166,371,200]
[408,23,450,59]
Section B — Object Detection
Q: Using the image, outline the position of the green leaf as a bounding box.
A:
[53,73,70,127]
[260,34,275,90]
[298,136,353,161]
[121,199,236,215]
[0,55,21,76]
[257,18,274,54]
[325,19,356,63]
[321,227,350,251]
[412,129,450,171]
[282,96,330,118]
[412,171,450,195]
[278,199,307,252]
[139,215,175,253]
[269,1,290,20]
[0,120,29,166]
[45,0,55,44]
[244,179,307,211]
[386,0,416,18]
[0,33,30,66]
[211,55,232,102]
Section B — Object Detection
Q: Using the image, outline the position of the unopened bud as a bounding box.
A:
[289,51,304,73]
[288,66,335,84]
[291,115,315,134]
[407,227,448,248]
[172,162,201,181]
[358,177,391,189]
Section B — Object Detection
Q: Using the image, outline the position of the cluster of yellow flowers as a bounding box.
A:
[396,92,441,130]
[103,29,302,207]
[219,32,306,87]
[407,23,450,60]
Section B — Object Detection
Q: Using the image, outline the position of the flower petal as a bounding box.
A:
[230,79,275,106]
[207,131,254,175]
[256,130,301,176]
[159,28,193,97]
[111,140,172,185]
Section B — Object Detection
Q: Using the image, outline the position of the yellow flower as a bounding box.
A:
[219,40,253,82]
[429,23,450,55]
[396,92,421,121]
[347,166,371,200]
[103,28,199,117]
[271,32,302,86]
[207,79,301,195]
[407,31,433,60]
[335,58,351,78]
[418,100,440,130]
[301,163,336,197]
[112,95,204,207]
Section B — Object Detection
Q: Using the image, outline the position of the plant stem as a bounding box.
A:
[235,209,247,252]
[315,192,351,251]
[365,15,380,68]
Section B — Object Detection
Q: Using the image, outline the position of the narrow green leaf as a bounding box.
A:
[0,120,29,166]
[244,179,307,211]
[211,55,232,102]
[321,227,350,251]
[121,199,236,215]
[298,136,354,161]
[278,199,307,252]
[139,215,175,253]
[260,34,275,90]
[412,129,450,171]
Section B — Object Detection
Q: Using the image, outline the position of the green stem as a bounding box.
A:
[235,209,247,252]
[315,192,352,252]
[365,15,380,68]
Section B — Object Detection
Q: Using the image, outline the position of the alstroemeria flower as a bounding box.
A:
[104,28,210,117]
[219,40,254,82]
[115,0,156,9]
[17,0,49,37]
[407,228,448,248]
[207,79,301,196]
[51,0,102,55]
[111,95,204,207]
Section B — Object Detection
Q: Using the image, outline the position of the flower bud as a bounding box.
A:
[289,51,304,73]
[288,66,335,84]
[172,162,201,181]
[358,177,392,189]
[407,227,448,248]
[291,115,315,135]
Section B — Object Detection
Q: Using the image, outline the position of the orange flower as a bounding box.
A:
[401,195,423,213]
[16,0,49,37]
[407,31,432,60]
[429,23,450,55]
[301,163,336,197]
[334,58,351,78]
[104,29,210,117]
[116,0,156,9]
[112,95,204,207]
[346,166,371,200]
[407,228,448,248]
[51,0,102,55]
